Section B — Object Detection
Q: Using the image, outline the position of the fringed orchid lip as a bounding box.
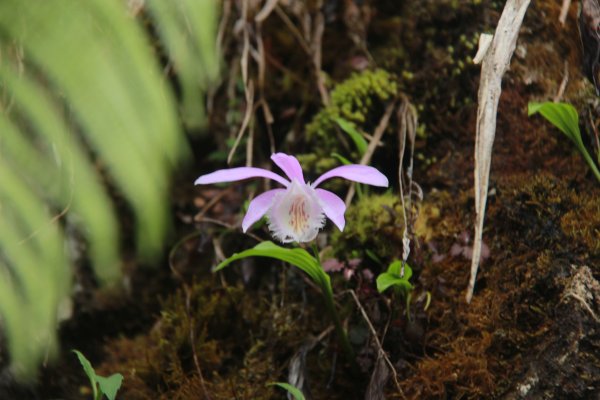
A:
[195,152,389,243]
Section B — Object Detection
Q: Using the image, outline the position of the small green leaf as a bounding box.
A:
[73,350,123,400]
[96,374,124,400]
[214,241,330,290]
[268,382,306,400]
[376,272,412,293]
[365,249,382,265]
[528,102,581,144]
[387,260,413,280]
[377,261,413,294]
[529,101,600,183]
[334,117,368,155]
[73,350,99,400]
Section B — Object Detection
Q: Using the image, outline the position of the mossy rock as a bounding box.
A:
[331,192,404,261]
[298,69,398,173]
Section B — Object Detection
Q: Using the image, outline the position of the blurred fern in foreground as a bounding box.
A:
[0,0,217,378]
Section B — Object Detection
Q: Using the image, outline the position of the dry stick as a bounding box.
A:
[467,0,531,304]
[397,98,418,266]
[207,0,230,116]
[255,24,276,154]
[348,290,405,398]
[561,292,600,322]
[188,310,211,400]
[274,6,312,56]
[227,1,253,165]
[559,0,572,25]
[193,188,231,221]
[311,9,330,106]
[274,5,329,105]
[553,61,569,103]
[255,0,280,23]
[227,79,254,165]
[344,102,395,206]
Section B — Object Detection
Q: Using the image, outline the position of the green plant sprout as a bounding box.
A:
[528,102,600,183]
[73,350,123,400]
[377,260,415,319]
[334,117,369,156]
[376,260,413,297]
[214,241,355,364]
[267,382,306,400]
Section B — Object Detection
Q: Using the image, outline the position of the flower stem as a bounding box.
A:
[577,144,600,183]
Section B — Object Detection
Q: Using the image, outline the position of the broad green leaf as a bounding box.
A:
[268,382,306,400]
[529,102,600,183]
[73,350,99,400]
[96,374,124,400]
[377,261,413,294]
[387,260,413,280]
[334,117,368,155]
[214,241,330,289]
[376,272,413,294]
[528,102,581,144]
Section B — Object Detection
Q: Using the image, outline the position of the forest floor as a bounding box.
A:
[25,1,600,399]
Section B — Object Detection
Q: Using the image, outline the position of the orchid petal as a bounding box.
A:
[242,189,284,232]
[315,189,346,231]
[195,167,289,187]
[267,180,325,243]
[271,153,305,183]
[312,165,389,188]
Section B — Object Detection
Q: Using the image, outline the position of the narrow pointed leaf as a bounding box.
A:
[528,102,581,144]
[268,382,306,400]
[96,374,124,400]
[73,351,99,400]
[214,241,329,288]
[334,117,368,156]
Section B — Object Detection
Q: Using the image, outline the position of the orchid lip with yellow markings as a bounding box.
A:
[195,153,389,243]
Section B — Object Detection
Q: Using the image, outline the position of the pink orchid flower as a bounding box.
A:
[195,153,389,243]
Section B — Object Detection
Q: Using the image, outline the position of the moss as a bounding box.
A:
[331,193,405,261]
[97,268,363,399]
[298,69,398,172]
[561,192,600,253]
[489,173,599,258]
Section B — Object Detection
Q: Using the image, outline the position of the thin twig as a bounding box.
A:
[561,293,600,322]
[255,0,280,23]
[348,289,404,397]
[553,61,569,102]
[274,6,312,56]
[168,243,211,398]
[193,188,231,221]
[188,307,211,400]
[194,216,264,243]
[345,102,395,206]
[227,2,254,165]
[227,80,254,165]
[397,97,418,268]
[559,0,571,25]
[274,5,329,105]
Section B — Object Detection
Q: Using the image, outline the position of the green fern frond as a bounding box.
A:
[0,0,217,378]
